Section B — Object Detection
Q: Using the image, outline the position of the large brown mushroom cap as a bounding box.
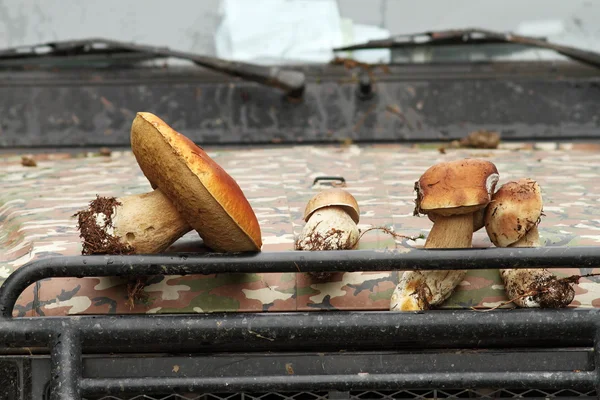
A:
[415,158,499,217]
[303,188,360,224]
[130,112,262,252]
[484,178,543,247]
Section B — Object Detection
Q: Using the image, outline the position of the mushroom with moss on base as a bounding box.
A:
[75,112,262,255]
[390,158,499,311]
[74,190,191,255]
[295,188,360,279]
[484,178,574,308]
[130,112,262,253]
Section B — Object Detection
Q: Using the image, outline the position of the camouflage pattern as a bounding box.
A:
[2,142,600,316]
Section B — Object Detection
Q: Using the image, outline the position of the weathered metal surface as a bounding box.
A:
[1,62,600,148]
[2,143,600,316]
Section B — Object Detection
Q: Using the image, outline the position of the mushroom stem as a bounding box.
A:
[295,206,359,251]
[500,225,575,308]
[425,213,473,248]
[75,189,192,255]
[390,213,472,311]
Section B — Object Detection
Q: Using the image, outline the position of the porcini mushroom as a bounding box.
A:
[484,178,575,308]
[130,112,262,252]
[75,112,262,254]
[74,190,191,255]
[390,158,499,311]
[295,188,360,251]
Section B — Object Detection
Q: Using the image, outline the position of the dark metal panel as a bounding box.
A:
[0,310,597,352]
[30,358,52,400]
[0,350,594,398]
[81,350,593,378]
[1,63,599,147]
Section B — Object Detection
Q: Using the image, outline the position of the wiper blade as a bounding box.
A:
[333,28,600,70]
[0,38,306,97]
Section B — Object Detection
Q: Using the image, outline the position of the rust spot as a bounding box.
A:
[285,363,294,375]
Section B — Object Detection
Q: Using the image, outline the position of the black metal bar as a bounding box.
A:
[2,247,600,317]
[312,176,346,185]
[333,28,600,70]
[49,329,81,400]
[0,248,598,395]
[78,371,595,395]
[0,310,597,351]
[0,311,597,395]
[595,331,600,395]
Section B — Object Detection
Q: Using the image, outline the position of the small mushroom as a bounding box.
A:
[295,188,360,251]
[390,158,499,311]
[75,112,262,254]
[484,178,574,308]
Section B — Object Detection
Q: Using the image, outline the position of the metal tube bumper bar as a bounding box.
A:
[0,248,600,399]
[0,310,598,399]
[78,372,596,395]
[2,247,600,317]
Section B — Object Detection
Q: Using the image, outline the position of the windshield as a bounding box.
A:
[1,0,599,66]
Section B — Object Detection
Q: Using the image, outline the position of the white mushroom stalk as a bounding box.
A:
[74,189,191,255]
[484,178,575,308]
[390,159,499,311]
[295,188,361,279]
[295,206,359,251]
[296,188,361,251]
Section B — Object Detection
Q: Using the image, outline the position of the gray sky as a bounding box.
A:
[0,0,598,60]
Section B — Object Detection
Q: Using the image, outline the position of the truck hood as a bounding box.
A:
[1,143,599,316]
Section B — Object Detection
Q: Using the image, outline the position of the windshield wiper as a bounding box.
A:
[333,28,600,70]
[0,38,306,97]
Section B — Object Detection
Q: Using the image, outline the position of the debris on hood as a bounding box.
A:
[484,178,575,308]
[452,129,501,149]
[98,147,112,157]
[391,158,499,311]
[20,155,37,167]
[330,56,390,76]
[439,130,501,153]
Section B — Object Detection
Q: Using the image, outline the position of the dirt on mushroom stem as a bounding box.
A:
[295,206,359,280]
[73,196,134,256]
[74,192,193,309]
[74,196,148,308]
[295,221,423,281]
[484,178,575,308]
[391,212,473,311]
[502,225,575,308]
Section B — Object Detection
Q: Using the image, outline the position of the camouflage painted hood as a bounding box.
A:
[2,143,600,317]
